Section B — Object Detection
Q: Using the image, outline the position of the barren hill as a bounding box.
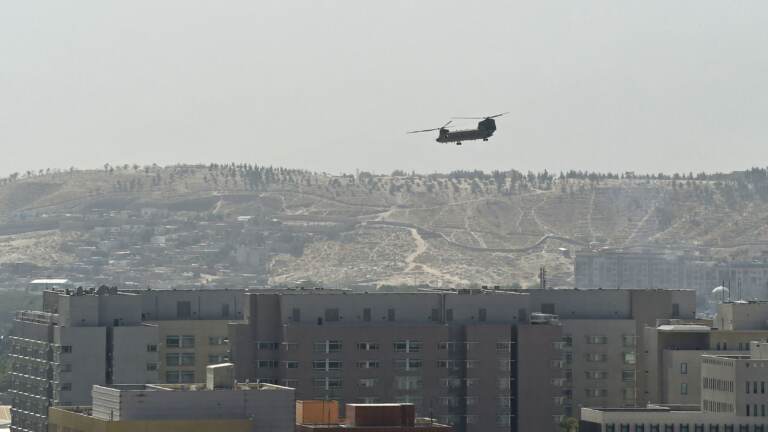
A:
[1,165,767,288]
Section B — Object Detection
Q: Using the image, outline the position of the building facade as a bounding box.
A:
[581,341,768,432]
[8,287,248,432]
[229,288,695,432]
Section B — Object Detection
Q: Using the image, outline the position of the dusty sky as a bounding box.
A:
[1,1,767,177]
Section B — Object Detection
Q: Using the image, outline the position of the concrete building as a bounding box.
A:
[47,365,295,432]
[581,341,768,432]
[229,288,694,432]
[642,301,768,408]
[296,401,453,432]
[8,287,248,432]
[575,250,768,305]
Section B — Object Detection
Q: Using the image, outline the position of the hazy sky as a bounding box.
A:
[2,1,767,177]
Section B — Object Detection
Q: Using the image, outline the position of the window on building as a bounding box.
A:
[61,345,72,354]
[292,308,301,322]
[541,303,556,314]
[672,303,680,317]
[356,360,380,369]
[586,353,608,363]
[209,336,228,346]
[180,353,195,366]
[395,376,422,390]
[586,335,608,344]
[446,309,453,322]
[358,378,377,388]
[562,335,573,348]
[284,361,299,369]
[258,360,279,369]
[681,383,688,395]
[363,308,371,322]
[622,370,635,382]
[393,340,422,353]
[181,336,195,348]
[430,308,441,322]
[166,353,180,366]
[166,371,180,383]
[356,342,379,351]
[585,370,608,380]
[146,344,157,352]
[180,371,194,383]
[60,383,72,391]
[478,308,487,322]
[221,304,230,318]
[681,362,688,374]
[177,301,192,319]
[623,352,636,365]
[324,308,340,322]
[394,358,423,371]
[146,363,158,371]
[208,354,229,364]
[257,341,280,351]
[622,335,635,348]
[496,341,512,353]
[313,340,342,353]
[387,308,395,321]
[166,336,180,348]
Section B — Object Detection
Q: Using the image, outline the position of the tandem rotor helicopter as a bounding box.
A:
[407,112,508,146]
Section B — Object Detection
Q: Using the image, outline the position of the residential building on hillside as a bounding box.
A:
[575,250,768,303]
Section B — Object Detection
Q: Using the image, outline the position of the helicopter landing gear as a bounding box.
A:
[456,142,462,146]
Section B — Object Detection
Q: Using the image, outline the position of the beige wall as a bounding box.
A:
[149,320,235,384]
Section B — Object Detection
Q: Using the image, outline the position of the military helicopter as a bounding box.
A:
[407,112,508,145]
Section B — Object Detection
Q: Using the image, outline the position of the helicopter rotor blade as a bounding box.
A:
[407,127,441,134]
[452,112,509,120]
[407,120,453,134]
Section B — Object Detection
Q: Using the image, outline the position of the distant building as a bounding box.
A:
[581,340,768,432]
[47,364,295,432]
[574,250,768,303]
[296,401,453,432]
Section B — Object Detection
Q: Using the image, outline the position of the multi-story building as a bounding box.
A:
[581,341,768,432]
[229,288,695,432]
[8,287,249,432]
[47,364,295,432]
[575,250,768,302]
[643,301,768,408]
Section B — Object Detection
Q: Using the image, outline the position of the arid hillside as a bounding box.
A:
[1,165,767,288]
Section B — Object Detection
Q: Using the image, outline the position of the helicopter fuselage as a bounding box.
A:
[436,118,497,145]
[436,128,494,144]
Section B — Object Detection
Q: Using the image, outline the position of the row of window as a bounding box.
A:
[745,381,767,394]
[165,335,229,349]
[703,376,733,392]
[561,335,635,348]
[584,388,635,400]
[275,340,515,353]
[296,307,497,323]
[259,359,508,370]
[703,399,734,413]
[564,369,636,382]
[563,352,636,364]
